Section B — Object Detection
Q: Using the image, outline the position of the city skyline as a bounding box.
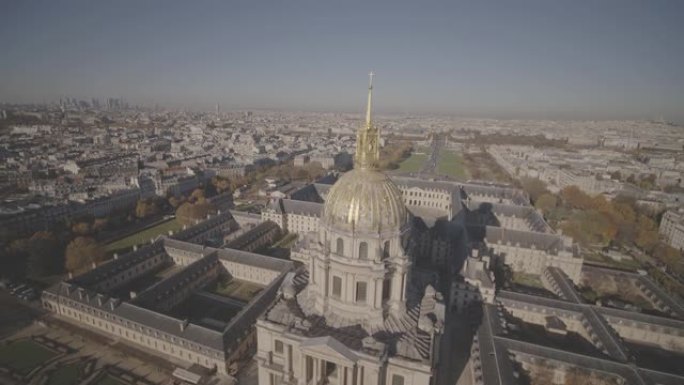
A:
[2,0,684,122]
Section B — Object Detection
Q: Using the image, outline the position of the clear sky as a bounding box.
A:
[1,0,683,122]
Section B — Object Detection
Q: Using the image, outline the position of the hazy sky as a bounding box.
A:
[1,0,683,121]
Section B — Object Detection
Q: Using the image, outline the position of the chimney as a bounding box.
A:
[130,291,137,299]
[113,253,118,260]
[180,319,189,332]
[133,245,138,251]
[91,261,97,269]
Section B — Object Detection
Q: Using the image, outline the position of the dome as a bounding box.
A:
[322,168,408,234]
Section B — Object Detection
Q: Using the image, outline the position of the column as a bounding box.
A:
[400,273,407,301]
[314,358,319,383]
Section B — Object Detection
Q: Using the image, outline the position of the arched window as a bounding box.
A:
[359,242,368,260]
[336,238,344,255]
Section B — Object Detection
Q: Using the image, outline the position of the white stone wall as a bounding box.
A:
[42,296,227,374]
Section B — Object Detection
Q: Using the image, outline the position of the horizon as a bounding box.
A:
[2,1,683,123]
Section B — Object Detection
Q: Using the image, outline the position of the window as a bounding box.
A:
[359,242,368,259]
[356,282,367,303]
[382,279,391,301]
[336,238,344,255]
[275,340,284,353]
[391,374,404,385]
[383,241,390,260]
[332,276,342,298]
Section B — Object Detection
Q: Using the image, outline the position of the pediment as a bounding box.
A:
[301,336,358,363]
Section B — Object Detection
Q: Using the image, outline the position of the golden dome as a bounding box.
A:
[322,168,408,234]
[322,73,407,234]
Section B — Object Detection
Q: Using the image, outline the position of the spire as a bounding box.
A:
[366,71,374,127]
[355,72,380,170]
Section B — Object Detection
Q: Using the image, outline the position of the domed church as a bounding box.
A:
[256,75,445,385]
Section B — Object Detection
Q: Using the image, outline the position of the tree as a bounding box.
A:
[176,201,217,226]
[135,198,160,219]
[92,217,109,232]
[65,236,106,274]
[24,232,63,277]
[535,193,557,214]
[190,188,206,203]
[520,177,549,203]
[609,170,622,181]
[71,220,92,235]
[212,176,233,193]
[5,231,63,278]
[560,186,594,210]
[168,195,186,209]
[635,214,659,252]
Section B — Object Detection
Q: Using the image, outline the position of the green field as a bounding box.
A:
[48,362,85,385]
[511,272,545,289]
[104,219,183,255]
[210,277,264,302]
[397,146,429,173]
[436,150,468,179]
[0,339,58,375]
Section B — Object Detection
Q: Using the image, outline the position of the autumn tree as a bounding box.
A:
[521,177,549,203]
[190,188,206,203]
[71,219,93,235]
[560,186,594,210]
[92,217,109,232]
[212,176,232,193]
[65,236,106,274]
[176,201,217,225]
[7,231,64,278]
[135,198,160,219]
[535,193,557,214]
[168,195,186,209]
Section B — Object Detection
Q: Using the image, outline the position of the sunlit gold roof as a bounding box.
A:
[322,168,408,233]
[321,73,408,234]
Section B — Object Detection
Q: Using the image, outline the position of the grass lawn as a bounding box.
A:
[48,362,85,385]
[272,233,298,248]
[437,150,469,179]
[0,339,58,375]
[211,278,264,302]
[104,219,183,255]
[511,272,545,289]
[397,153,428,173]
[583,249,641,271]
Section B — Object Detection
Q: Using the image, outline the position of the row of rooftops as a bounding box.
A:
[475,302,684,385]
[44,224,294,356]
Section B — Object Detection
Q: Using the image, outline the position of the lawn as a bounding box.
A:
[436,150,468,179]
[397,153,428,173]
[210,277,264,302]
[0,339,58,375]
[272,233,298,248]
[48,362,85,385]
[104,219,183,255]
[511,272,545,289]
